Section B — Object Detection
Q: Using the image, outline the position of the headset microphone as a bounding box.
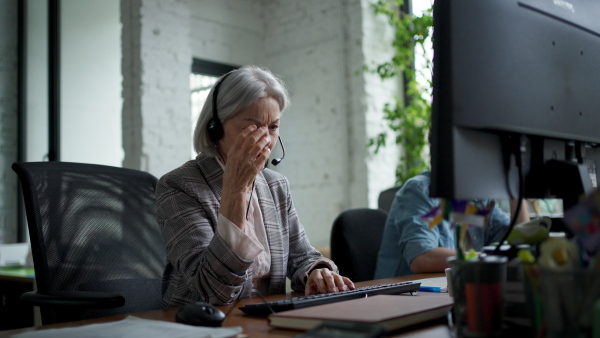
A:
[271,136,285,166]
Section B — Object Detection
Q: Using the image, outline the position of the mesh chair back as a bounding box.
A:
[378,185,402,213]
[13,162,166,322]
[330,208,388,282]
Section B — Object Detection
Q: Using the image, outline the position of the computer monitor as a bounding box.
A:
[430,0,600,211]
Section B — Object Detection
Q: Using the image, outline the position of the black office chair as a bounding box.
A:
[330,208,388,282]
[377,185,402,213]
[13,161,166,325]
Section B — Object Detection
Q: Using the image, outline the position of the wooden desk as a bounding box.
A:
[0,274,451,337]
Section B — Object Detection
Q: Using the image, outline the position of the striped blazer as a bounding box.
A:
[155,154,336,307]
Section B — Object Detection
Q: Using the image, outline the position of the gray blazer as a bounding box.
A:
[156,154,335,307]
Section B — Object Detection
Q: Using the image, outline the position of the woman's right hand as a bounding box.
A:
[223,125,272,187]
[219,125,273,230]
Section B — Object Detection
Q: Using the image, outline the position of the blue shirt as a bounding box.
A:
[374,171,511,278]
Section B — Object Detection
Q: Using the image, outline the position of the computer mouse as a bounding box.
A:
[175,301,226,327]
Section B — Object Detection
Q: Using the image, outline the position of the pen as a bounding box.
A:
[419,286,448,293]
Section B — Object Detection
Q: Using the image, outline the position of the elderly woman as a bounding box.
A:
[156,65,354,307]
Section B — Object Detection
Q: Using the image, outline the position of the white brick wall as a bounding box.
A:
[189,0,264,65]
[265,0,399,247]
[264,1,353,247]
[188,0,399,247]
[0,0,19,243]
[121,0,193,178]
[0,0,399,246]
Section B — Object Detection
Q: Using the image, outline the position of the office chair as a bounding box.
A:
[377,185,402,213]
[330,208,388,282]
[13,161,166,325]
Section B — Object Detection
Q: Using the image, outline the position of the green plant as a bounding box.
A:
[366,0,433,184]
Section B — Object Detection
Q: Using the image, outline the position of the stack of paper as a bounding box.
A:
[13,316,242,338]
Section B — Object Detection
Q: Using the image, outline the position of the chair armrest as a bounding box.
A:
[21,290,125,309]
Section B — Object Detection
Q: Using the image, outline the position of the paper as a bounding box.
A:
[12,316,242,338]
[412,277,448,293]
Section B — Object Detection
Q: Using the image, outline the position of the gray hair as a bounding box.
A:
[193,65,290,157]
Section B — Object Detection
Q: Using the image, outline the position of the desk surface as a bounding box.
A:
[0,274,451,338]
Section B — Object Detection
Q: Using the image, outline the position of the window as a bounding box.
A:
[189,59,237,159]
[190,74,218,159]
[411,0,433,103]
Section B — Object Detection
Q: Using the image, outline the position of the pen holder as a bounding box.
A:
[448,255,507,338]
[538,268,600,338]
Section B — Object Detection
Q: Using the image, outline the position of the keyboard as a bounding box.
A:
[239,281,421,316]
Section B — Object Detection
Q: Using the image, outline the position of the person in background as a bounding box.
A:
[374,170,530,278]
[156,65,354,308]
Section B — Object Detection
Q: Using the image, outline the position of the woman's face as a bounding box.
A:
[218,97,281,163]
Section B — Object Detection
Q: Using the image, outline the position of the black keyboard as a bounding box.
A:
[239,281,421,316]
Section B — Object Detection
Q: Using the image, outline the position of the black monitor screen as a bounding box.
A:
[430,0,600,209]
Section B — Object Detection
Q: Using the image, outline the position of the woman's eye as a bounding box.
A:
[269,125,279,131]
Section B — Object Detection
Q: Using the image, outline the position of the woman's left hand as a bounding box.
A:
[305,269,355,296]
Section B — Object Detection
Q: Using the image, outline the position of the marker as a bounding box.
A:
[419,286,448,293]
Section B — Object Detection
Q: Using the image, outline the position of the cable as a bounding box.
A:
[250,288,276,314]
[500,134,516,200]
[246,180,255,220]
[223,288,270,322]
[492,135,524,256]
[223,296,242,319]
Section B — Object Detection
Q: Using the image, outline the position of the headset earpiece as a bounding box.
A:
[207,72,233,144]
[207,118,223,143]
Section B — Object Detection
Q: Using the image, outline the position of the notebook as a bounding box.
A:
[268,293,453,331]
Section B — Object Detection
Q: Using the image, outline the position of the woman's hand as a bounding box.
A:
[305,269,355,296]
[219,125,272,230]
[222,125,272,188]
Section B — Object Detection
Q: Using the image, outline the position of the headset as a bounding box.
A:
[207,72,233,144]
[207,71,285,166]
[270,138,285,166]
